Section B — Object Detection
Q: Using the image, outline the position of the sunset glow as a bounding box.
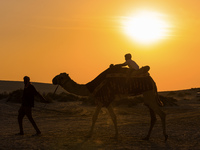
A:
[0,0,200,91]
[122,11,171,44]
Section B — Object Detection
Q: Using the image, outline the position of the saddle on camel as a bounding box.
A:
[86,65,160,107]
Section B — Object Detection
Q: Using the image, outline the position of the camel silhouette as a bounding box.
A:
[52,66,168,141]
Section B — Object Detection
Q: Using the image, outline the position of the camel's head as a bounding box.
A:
[52,73,71,86]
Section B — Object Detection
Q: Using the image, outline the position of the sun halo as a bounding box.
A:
[122,11,171,45]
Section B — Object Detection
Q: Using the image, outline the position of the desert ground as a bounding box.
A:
[0,81,200,150]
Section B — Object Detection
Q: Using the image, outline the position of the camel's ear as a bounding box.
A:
[61,72,69,76]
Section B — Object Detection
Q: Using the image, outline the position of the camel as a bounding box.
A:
[52,66,168,141]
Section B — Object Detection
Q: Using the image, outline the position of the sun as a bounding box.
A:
[122,11,171,45]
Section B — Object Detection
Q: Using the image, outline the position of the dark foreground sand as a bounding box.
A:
[0,97,200,150]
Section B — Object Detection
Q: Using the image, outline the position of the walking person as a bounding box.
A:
[16,76,47,136]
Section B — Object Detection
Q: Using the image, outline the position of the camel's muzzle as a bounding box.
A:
[52,77,58,85]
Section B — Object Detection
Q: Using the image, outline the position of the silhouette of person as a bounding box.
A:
[16,76,47,136]
[115,53,139,70]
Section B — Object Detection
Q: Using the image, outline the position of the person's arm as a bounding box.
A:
[115,62,127,67]
[32,85,48,103]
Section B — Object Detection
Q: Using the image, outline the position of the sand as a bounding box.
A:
[0,93,200,150]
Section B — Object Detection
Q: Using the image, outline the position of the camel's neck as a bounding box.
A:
[60,79,90,96]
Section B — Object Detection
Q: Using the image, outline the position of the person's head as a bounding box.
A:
[23,76,30,85]
[124,53,132,61]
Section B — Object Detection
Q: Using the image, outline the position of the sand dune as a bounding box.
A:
[0,80,66,94]
[0,81,200,149]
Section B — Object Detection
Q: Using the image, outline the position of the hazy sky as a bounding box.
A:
[0,0,200,91]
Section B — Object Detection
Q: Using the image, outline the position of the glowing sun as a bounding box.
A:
[122,11,171,44]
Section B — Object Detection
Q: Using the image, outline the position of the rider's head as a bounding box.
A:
[124,53,132,61]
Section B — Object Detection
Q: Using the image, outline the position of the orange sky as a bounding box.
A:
[0,0,200,91]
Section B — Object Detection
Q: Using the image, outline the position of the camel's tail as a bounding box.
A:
[152,79,164,107]
[156,91,164,107]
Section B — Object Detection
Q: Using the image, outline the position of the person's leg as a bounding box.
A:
[17,106,25,135]
[25,107,41,134]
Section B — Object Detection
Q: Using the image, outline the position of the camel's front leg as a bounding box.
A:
[143,105,157,140]
[87,104,102,138]
[107,105,118,138]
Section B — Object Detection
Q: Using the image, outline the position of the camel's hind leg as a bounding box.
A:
[143,105,157,140]
[149,105,168,141]
[143,91,168,141]
[155,106,168,141]
[107,105,118,138]
[87,104,102,138]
